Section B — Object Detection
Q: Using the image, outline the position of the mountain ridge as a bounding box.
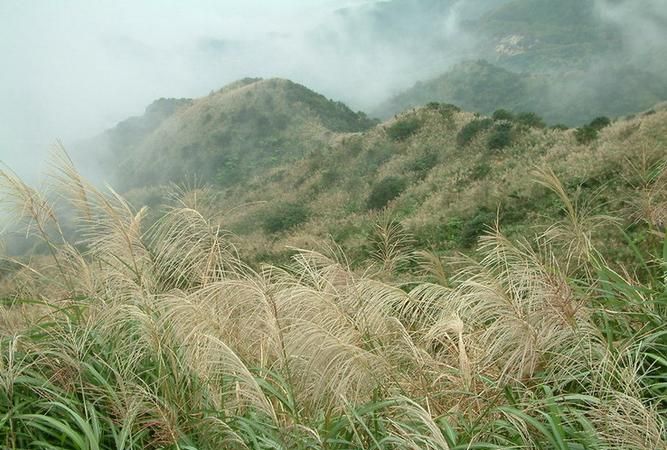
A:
[373,59,667,125]
[81,77,377,189]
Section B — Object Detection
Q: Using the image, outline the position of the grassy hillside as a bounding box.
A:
[75,78,667,269]
[213,102,667,270]
[1,75,666,448]
[376,61,538,120]
[0,111,665,448]
[85,78,376,189]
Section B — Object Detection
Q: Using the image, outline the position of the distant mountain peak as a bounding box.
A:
[82,78,378,190]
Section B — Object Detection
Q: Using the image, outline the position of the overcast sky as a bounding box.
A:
[0,0,380,180]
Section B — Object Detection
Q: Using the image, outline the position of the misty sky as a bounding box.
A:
[1,0,666,182]
[0,0,383,180]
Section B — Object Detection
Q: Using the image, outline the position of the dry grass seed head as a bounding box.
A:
[414,250,450,287]
[623,157,667,231]
[47,150,158,292]
[384,396,451,450]
[285,317,389,412]
[589,392,666,450]
[368,210,416,275]
[151,288,277,419]
[438,227,600,382]
[147,206,244,290]
[533,167,617,273]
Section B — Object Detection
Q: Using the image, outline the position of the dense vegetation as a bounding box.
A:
[4,97,667,450]
[2,86,667,450]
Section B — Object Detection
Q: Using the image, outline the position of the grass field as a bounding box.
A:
[0,148,665,449]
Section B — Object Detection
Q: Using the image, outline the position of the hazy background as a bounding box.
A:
[2,0,475,182]
[0,0,382,181]
[1,0,667,182]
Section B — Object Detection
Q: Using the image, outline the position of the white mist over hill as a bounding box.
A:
[1,0,666,182]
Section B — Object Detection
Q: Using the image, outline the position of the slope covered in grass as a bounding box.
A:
[212,102,667,268]
[0,146,665,449]
[76,77,667,269]
[3,77,666,450]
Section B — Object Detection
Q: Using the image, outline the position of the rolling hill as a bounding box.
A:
[82,78,376,189]
[209,100,667,266]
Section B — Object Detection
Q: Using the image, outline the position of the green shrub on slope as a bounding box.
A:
[367,176,407,210]
[457,118,494,146]
[386,116,423,142]
[262,202,310,233]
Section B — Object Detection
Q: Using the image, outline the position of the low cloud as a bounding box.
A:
[594,0,667,66]
[0,0,477,182]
